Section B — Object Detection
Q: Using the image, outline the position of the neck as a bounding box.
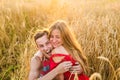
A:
[43,53,51,59]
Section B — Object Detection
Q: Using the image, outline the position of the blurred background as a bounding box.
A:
[0,0,120,80]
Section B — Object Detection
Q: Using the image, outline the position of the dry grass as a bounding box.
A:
[0,0,120,80]
[90,72,102,80]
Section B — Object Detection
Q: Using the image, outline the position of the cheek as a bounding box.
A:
[48,44,52,48]
[38,48,43,53]
[59,39,63,44]
[50,38,54,44]
[40,47,44,51]
[49,38,52,42]
[37,45,41,50]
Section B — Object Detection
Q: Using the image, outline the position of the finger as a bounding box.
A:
[70,69,82,74]
[65,62,72,65]
[64,63,72,67]
[65,64,72,69]
[65,65,72,69]
[64,66,70,72]
[70,66,79,70]
[75,62,79,65]
[69,68,78,72]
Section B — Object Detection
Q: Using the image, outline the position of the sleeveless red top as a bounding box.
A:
[49,54,89,80]
[40,59,50,76]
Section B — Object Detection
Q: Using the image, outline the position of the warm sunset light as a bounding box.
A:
[0,0,120,80]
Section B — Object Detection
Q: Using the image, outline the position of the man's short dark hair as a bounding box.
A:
[34,30,49,41]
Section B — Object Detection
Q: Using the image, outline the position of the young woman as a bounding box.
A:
[48,20,89,80]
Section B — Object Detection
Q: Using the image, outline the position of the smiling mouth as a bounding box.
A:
[46,50,50,53]
[52,43,58,46]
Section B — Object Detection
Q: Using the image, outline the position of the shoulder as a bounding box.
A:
[31,51,42,63]
[30,58,42,73]
[34,51,43,59]
[52,46,69,55]
[51,46,70,63]
[32,51,43,61]
[30,51,43,69]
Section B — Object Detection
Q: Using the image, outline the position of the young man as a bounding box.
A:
[29,30,82,80]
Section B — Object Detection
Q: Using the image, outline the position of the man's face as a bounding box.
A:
[36,34,52,57]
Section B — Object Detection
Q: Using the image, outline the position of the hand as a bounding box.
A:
[69,62,83,74]
[56,61,72,74]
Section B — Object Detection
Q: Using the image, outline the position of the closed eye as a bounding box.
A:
[38,45,44,48]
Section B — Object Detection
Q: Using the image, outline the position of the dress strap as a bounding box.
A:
[51,53,69,57]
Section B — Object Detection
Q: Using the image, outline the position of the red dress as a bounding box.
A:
[49,54,89,80]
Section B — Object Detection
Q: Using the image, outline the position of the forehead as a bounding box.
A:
[51,29,61,35]
[36,35,49,45]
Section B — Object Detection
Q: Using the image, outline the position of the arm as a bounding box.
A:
[37,61,72,80]
[51,46,69,80]
[53,46,83,74]
[29,56,42,80]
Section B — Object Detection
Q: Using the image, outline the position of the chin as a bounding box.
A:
[53,46,56,48]
[53,45,58,48]
[53,45,61,48]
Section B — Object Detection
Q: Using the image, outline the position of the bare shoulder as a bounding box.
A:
[34,51,43,59]
[52,46,69,55]
[31,56,41,64]
[31,51,42,63]
[29,51,43,80]
[30,53,43,70]
[51,46,69,63]
[29,57,41,80]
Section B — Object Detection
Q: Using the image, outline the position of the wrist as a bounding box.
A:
[53,67,59,75]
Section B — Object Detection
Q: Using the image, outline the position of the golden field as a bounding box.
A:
[0,0,120,80]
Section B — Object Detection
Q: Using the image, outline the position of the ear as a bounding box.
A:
[36,45,39,50]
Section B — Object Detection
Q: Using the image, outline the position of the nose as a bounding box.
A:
[52,37,56,43]
[43,45,48,51]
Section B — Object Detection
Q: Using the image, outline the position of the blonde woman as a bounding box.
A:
[48,20,89,80]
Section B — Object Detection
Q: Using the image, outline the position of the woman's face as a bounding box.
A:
[50,29,63,48]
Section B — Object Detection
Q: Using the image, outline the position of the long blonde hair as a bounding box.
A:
[49,20,88,73]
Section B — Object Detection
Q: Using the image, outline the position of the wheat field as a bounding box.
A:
[0,0,120,80]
